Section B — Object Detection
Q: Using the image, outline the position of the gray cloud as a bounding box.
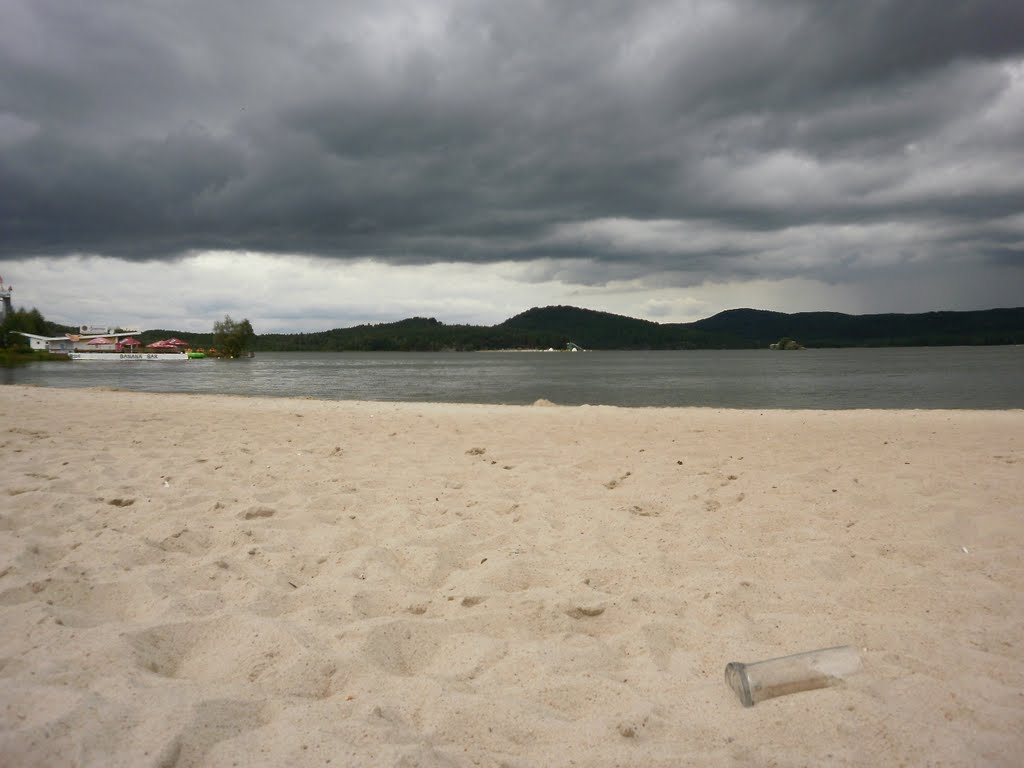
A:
[1,0,1023,308]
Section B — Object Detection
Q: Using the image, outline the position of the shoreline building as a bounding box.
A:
[16,329,142,354]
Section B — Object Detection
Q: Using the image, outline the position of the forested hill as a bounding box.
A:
[246,305,1024,351]
[691,307,1024,348]
[250,307,736,351]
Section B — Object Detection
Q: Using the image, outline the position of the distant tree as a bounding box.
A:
[1,307,50,347]
[213,315,255,358]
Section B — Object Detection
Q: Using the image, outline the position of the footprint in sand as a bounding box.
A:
[363,619,449,676]
[127,616,337,698]
[0,579,157,628]
[149,528,211,556]
[352,588,430,619]
[628,502,665,518]
[152,698,270,768]
[565,602,607,619]
[241,506,276,520]
[604,471,632,490]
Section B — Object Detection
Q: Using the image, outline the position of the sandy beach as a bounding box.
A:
[1,385,1021,767]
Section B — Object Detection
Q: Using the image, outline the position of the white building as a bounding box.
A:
[15,331,140,353]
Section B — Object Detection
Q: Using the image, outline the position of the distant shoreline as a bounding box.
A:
[78,305,1020,353]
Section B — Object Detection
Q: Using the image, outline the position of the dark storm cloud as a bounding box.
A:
[1,0,1023,292]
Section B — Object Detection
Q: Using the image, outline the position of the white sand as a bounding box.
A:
[1,385,1022,767]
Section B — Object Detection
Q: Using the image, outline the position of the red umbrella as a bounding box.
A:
[165,338,189,346]
[146,340,177,348]
[117,337,141,352]
[86,337,113,345]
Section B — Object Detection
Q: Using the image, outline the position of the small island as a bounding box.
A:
[770,337,805,350]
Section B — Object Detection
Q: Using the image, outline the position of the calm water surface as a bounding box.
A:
[4,348,1023,408]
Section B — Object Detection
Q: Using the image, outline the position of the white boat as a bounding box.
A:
[68,351,190,362]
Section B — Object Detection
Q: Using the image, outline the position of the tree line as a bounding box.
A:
[4,304,1023,354]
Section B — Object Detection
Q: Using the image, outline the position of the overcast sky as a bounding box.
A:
[2,1,1023,332]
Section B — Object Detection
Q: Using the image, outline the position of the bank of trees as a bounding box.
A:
[213,315,255,358]
[1,307,71,348]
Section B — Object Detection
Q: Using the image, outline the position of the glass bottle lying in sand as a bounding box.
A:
[724,645,862,707]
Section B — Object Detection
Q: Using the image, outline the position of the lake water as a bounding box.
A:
[4,348,1023,408]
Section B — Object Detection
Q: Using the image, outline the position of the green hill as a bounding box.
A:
[497,306,743,349]
[256,317,488,351]
[245,304,1024,351]
[691,307,1024,347]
